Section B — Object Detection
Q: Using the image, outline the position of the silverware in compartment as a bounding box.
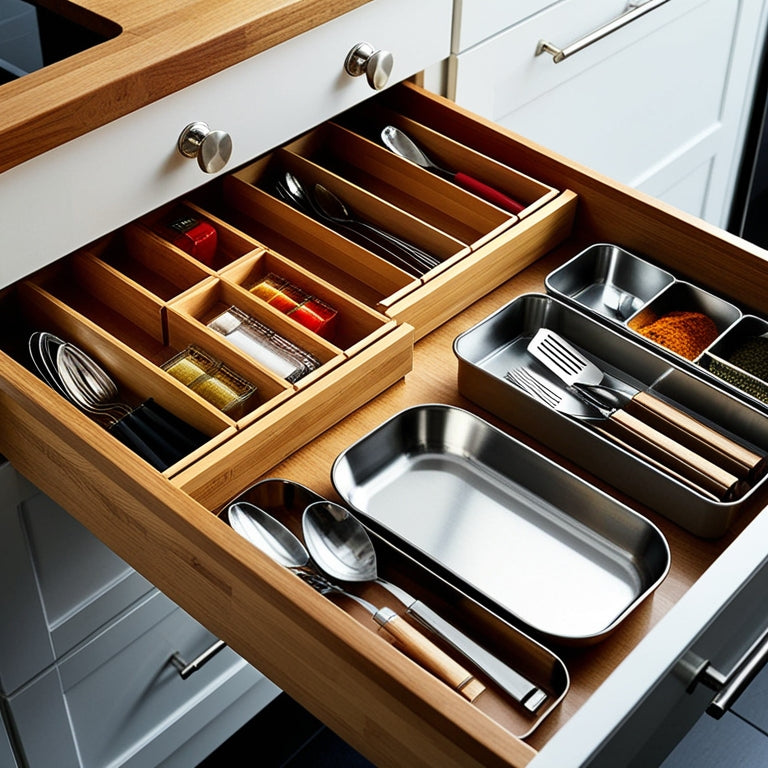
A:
[220,477,569,736]
[454,294,768,537]
[331,405,670,644]
[545,243,674,322]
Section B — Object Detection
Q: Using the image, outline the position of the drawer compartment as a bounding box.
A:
[3,83,768,768]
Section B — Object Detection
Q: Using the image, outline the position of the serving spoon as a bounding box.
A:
[302,500,547,712]
[227,501,484,701]
[381,125,525,215]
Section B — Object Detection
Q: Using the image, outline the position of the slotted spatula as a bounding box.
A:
[528,327,766,483]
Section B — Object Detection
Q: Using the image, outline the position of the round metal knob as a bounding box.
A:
[177,122,232,174]
[344,42,393,91]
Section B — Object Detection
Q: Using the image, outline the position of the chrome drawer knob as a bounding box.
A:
[344,42,393,90]
[177,121,232,174]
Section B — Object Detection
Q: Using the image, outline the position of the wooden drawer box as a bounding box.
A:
[2,83,767,767]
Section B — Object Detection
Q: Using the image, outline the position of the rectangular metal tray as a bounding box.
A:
[546,243,768,413]
[218,477,569,737]
[331,404,670,644]
[453,293,768,538]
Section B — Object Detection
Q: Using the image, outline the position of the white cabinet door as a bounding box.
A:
[6,590,277,768]
[0,463,153,693]
[449,0,766,227]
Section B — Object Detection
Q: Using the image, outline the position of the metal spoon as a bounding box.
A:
[227,501,484,701]
[276,172,426,276]
[302,500,547,713]
[601,283,642,320]
[312,183,441,273]
[380,125,525,215]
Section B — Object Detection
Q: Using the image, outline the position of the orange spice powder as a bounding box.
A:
[636,310,719,360]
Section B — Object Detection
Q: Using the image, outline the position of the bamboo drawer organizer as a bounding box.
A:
[0,83,577,498]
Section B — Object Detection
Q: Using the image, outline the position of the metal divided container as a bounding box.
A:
[453,293,768,538]
[331,405,670,644]
[545,243,768,413]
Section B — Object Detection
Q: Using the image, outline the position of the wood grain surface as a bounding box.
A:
[1,0,369,172]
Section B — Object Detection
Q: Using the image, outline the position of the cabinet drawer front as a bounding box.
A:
[449,0,737,220]
[3,83,768,768]
[7,591,273,768]
[452,0,559,51]
[0,0,452,290]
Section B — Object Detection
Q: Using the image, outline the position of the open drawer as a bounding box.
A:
[2,82,768,767]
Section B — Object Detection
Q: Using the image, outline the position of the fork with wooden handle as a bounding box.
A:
[527,328,766,484]
[506,367,748,502]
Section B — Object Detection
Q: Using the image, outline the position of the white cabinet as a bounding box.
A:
[0,0,452,289]
[448,0,768,227]
[0,461,279,767]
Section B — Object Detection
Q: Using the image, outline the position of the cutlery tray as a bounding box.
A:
[545,243,768,412]
[454,294,768,538]
[0,83,575,495]
[218,477,569,738]
[331,405,670,644]
[194,82,576,340]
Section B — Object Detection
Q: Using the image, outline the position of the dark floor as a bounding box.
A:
[197,693,375,767]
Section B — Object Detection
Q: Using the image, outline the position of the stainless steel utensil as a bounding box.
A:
[274,171,430,276]
[380,125,525,215]
[56,342,133,424]
[528,327,766,482]
[506,366,744,501]
[302,500,547,712]
[227,501,484,701]
[601,283,642,320]
[312,183,440,273]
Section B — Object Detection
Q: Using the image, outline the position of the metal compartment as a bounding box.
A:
[701,314,768,405]
[545,243,768,414]
[545,243,674,323]
[219,477,569,737]
[453,293,768,538]
[331,405,670,644]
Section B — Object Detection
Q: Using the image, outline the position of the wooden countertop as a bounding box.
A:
[1,0,369,173]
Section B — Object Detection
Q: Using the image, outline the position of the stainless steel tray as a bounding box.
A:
[331,404,670,644]
[453,293,768,538]
[219,477,569,737]
[545,243,768,412]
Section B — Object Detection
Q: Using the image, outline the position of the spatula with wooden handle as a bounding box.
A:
[506,366,745,502]
[528,328,766,483]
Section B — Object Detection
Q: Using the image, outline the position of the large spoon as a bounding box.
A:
[312,183,441,274]
[227,501,484,701]
[381,125,525,215]
[302,500,547,713]
[276,172,426,276]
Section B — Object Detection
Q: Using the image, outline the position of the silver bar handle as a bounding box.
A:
[170,639,227,680]
[679,625,768,719]
[535,0,670,63]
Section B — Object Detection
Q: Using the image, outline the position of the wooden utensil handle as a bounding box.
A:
[628,391,766,481]
[606,409,746,501]
[377,611,485,701]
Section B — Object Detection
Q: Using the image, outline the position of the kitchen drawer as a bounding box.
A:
[2,83,768,767]
[5,590,277,768]
[0,0,453,289]
[0,462,153,693]
[452,0,560,51]
[448,0,745,225]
